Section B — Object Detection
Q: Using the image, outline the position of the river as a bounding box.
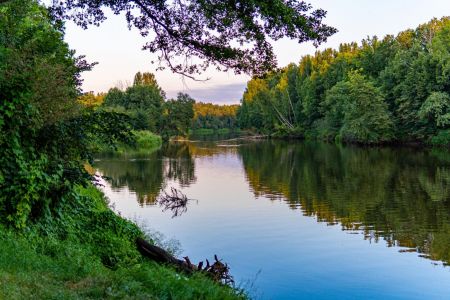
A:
[94,139,450,299]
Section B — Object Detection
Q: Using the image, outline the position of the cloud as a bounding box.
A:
[166,82,247,104]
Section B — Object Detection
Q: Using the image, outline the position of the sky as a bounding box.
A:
[62,0,450,104]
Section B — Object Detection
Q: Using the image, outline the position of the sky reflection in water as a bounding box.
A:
[95,141,450,300]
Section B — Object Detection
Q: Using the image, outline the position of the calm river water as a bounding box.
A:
[94,140,450,299]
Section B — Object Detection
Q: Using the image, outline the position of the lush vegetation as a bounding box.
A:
[0,0,246,298]
[237,18,450,145]
[93,130,162,156]
[98,80,240,140]
[78,91,106,108]
[192,102,240,132]
[0,185,244,299]
[100,72,195,140]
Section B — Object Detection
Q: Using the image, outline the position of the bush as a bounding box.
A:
[0,184,247,299]
[134,130,162,149]
[431,129,450,146]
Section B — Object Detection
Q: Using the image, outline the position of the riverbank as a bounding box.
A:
[0,184,246,299]
[94,130,163,156]
[190,128,242,136]
[237,128,450,148]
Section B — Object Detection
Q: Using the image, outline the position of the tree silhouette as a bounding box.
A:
[50,0,336,79]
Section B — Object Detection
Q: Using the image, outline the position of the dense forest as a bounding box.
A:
[237,18,450,145]
[101,72,195,139]
[192,102,239,131]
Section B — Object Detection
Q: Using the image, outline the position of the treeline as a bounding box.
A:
[192,102,239,130]
[93,72,194,140]
[81,75,240,137]
[237,18,450,145]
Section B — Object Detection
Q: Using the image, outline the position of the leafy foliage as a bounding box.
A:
[237,17,450,145]
[102,74,195,139]
[193,102,240,131]
[0,0,133,228]
[160,93,195,139]
[419,91,450,128]
[0,185,246,299]
[50,0,336,79]
[103,72,165,132]
[334,72,393,143]
[78,91,106,107]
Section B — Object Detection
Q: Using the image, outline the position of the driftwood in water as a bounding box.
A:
[157,187,191,218]
[136,237,194,273]
[136,237,234,285]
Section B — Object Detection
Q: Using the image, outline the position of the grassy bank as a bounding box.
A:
[0,185,246,299]
[94,130,163,156]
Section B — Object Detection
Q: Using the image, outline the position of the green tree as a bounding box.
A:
[419,92,450,128]
[125,84,164,131]
[161,93,195,139]
[338,72,393,143]
[237,17,450,145]
[0,0,133,228]
[103,72,165,131]
[103,87,126,107]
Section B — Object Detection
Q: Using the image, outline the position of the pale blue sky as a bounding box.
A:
[62,0,450,104]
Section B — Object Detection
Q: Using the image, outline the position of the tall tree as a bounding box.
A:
[161,93,195,139]
[133,71,160,88]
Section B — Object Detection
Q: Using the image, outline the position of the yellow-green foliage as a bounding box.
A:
[193,102,240,130]
[78,92,106,108]
[194,102,239,118]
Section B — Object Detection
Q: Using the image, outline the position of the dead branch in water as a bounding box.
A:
[196,254,234,285]
[157,187,194,218]
[136,237,234,285]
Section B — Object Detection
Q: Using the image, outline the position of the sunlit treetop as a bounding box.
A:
[50,0,337,79]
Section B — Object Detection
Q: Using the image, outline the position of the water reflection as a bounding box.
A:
[95,140,450,266]
[239,141,450,265]
[94,143,196,205]
[162,143,197,187]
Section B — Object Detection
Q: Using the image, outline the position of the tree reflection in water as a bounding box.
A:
[239,141,450,266]
[94,142,196,205]
[95,140,450,266]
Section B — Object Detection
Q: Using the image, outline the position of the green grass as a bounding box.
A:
[0,185,246,299]
[95,130,162,156]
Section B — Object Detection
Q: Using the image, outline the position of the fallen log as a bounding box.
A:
[136,237,234,285]
[136,237,195,273]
